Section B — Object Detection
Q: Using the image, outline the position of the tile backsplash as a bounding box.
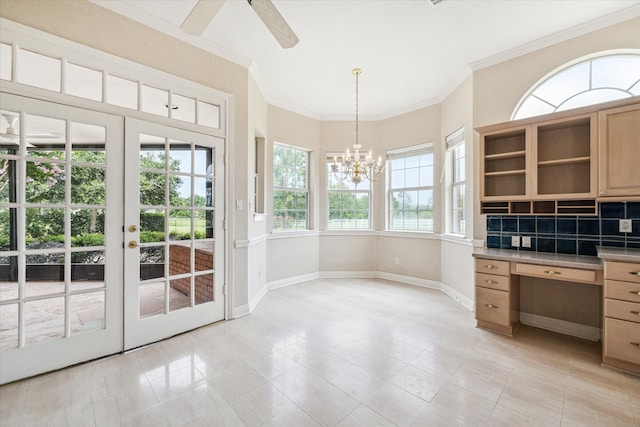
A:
[486,202,640,256]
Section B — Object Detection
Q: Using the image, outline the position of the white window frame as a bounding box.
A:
[326,154,372,230]
[446,128,465,236]
[512,51,640,120]
[386,143,434,232]
[272,143,309,232]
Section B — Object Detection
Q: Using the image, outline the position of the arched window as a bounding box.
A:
[512,51,640,120]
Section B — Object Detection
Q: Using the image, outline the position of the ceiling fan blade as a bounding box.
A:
[181,0,227,36]
[249,0,299,49]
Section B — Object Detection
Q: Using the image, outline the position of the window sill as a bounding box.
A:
[253,213,267,222]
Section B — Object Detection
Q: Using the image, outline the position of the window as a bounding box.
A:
[0,42,223,128]
[272,143,309,231]
[387,144,433,232]
[326,157,370,229]
[253,137,265,214]
[513,52,640,120]
[447,129,465,235]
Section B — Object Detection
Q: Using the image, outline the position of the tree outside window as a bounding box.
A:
[273,144,309,231]
[326,158,370,229]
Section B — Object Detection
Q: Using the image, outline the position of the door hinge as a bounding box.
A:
[223,153,227,166]
[223,219,228,230]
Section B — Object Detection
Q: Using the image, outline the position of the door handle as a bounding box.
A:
[128,241,138,249]
[128,225,138,232]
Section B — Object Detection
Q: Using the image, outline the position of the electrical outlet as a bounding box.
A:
[511,236,520,247]
[522,236,531,248]
[620,219,632,233]
[395,257,400,265]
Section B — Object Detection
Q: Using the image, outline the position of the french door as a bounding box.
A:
[0,95,226,383]
[0,93,124,384]
[123,118,225,350]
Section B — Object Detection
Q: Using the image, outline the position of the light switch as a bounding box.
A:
[236,199,243,210]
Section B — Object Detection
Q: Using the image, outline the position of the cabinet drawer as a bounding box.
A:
[603,317,640,365]
[605,261,640,284]
[476,272,510,291]
[515,263,597,284]
[605,279,640,303]
[476,287,510,326]
[475,259,510,276]
[605,299,640,324]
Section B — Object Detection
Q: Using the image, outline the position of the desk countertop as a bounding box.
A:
[596,246,640,263]
[473,247,640,269]
[472,248,603,270]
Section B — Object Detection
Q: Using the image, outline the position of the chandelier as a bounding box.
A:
[331,68,384,186]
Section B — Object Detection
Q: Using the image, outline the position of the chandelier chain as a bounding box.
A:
[355,68,359,147]
[330,67,384,187]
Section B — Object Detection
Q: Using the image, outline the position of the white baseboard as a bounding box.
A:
[248,284,267,313]
[319,271,378,279]
[440,283,474,312]
[233,304,250,318]
[520,312,601,342]
[267,272,320,290]
[378,272,441,290]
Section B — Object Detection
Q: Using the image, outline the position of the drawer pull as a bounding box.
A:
[485,280,498,285]
[630,272,640,276]
[631,342,640,347]
[485,304,498,309]
[484,265,497,270]
[544,270,560,276]
[630,291,640,296]
[631,311,640,315]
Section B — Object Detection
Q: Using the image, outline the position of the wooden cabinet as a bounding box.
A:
[481,126,529,201]
[474,259,519,336]
[533,114,597,199]
[478,113,598,215]
[598,103,640,198]
[478,99,640,214]
[602,260,640,374]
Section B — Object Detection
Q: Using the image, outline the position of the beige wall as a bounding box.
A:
[267,235,319,282]
[473,16,640,127]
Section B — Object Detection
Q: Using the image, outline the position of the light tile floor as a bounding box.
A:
[1,278,638,426]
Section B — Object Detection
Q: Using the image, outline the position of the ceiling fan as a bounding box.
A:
[0,114,58,147]
[181,0,299,49]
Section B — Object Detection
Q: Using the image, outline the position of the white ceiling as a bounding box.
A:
[93,0,640,119]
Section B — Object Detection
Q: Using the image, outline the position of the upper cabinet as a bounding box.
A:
[533,113,597,199]
[481,125,529,201]
[598,103,640,198]
[478,98,639,215]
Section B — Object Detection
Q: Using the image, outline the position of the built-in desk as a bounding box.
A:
[472,247,640,375]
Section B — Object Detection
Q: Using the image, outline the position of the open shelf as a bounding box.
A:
[535,115,594,197]
[537,156,590,167]
[481,199,597,216]
[484,169,526,177]
[484,150,526,160]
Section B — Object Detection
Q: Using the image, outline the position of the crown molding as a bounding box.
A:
[90,0,253,69]
[470,4,640,72]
